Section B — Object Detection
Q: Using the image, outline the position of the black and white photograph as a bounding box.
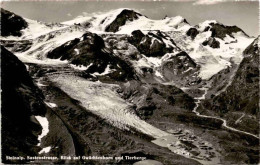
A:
[0,0,259,164]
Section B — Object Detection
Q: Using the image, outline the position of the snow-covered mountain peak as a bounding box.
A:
[1,7,255,83]
[1,8,79,40]
[116,15,190,34]
[20,18,68,39]
[63,8,142,24]
[197,20,218,32]
[61,9,190,34]
[62,8,143,33]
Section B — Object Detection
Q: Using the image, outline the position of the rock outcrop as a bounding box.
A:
[128,30,178,57]
[206,22,248,39]
[202,37,220,48]
[186,28,199,40]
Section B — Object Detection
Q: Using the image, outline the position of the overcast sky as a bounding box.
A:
[1,0,259,37]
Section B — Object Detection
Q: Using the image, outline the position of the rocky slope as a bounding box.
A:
[201,36,259,135]
[1,8,28,37]
[1,46,46,163]
[47,32,135,81]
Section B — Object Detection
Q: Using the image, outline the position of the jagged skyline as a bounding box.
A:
[1,1,258,37]
[1,3,259,164]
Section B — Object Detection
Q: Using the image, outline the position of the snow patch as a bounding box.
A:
[92,64,115,76]
[45,102,57,108]
[70,63,92,71]
[146,57,162,67]
[74,48,79,55]
[25,64,29,71]
[39,146,52,154]
[35,116,49,146]
[8,14,15,19]
[155,70,164,79]
[36,82,47,87]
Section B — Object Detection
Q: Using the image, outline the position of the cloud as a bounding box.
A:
[192,0,232,5]
[67,13,72,17]
[81,11,104,17]
[167,0,235,5]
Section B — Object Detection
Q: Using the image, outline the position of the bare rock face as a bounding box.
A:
[161,51,201,86]
[105,9,142,32]
[128,30,177,57]
[1,46,46,163]
[207,22,248,39]
[47,32,136,81]
[186,28,199,40]
[202,37,220,48]
[1,8,28,37]
[162,51,197,71]
[120,80,195,120]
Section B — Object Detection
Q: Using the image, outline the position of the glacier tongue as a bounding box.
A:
[49,74,169,139]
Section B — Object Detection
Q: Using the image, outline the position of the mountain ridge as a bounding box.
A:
[1,7,259,165]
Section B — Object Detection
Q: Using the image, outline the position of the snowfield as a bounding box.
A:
[166,25,254,79]
[0,18,68,40]
[62,8,190,35]
[49,74,169,138]
[13,27,85,64]
[63,8,134,33]
[117,15,189,35]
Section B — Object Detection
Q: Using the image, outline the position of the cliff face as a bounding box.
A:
[1,8,28,37]
[1,46,46,163]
